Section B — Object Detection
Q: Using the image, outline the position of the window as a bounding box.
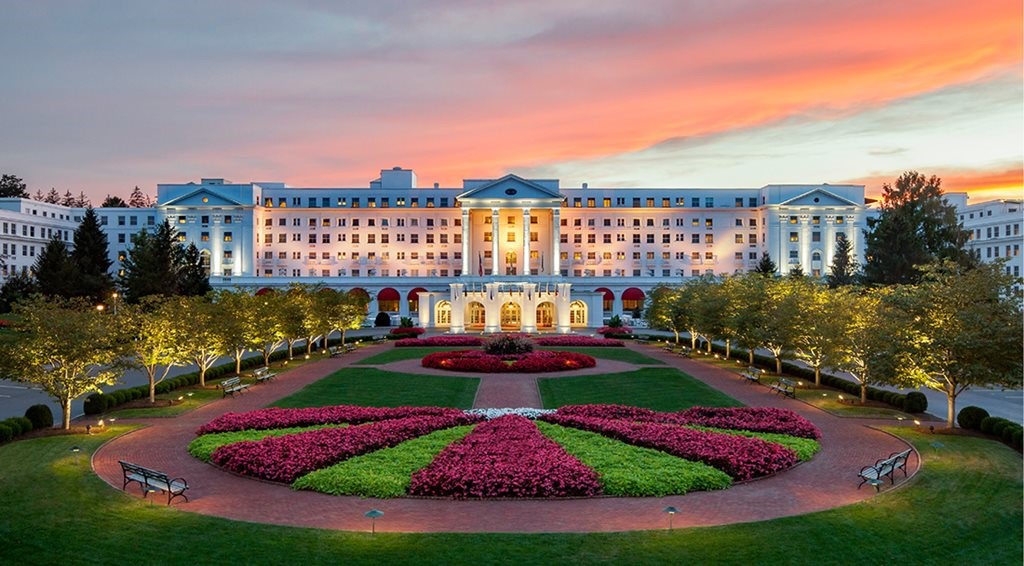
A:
[633,234,642,244]
[201,232,210,242]
[812,216,820,225]
[507,232,516,242]
[735,198,743,207]
[705,197,714,208]
[789,232,799,242]
[574,234,583,244]
[691,197,700,208]
[224,216,233,224]
[308,234,317,244]
[789,216,798,224]
[704,234,714,244]
[662,234,671,243]
[587,234,596,244]
[603,234,612,244]
[735,234,744,244]
[646,234,655,243]
[691,234,700,244]
[224,232,233,242]
[812,232,821,242]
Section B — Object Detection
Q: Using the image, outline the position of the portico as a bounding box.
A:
[417,282,601,334]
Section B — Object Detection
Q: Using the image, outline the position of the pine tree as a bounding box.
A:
[60,190,75,207]
[101,195,128,208]
[178,243,212,297]
[753,252,777,276]
[33,238,76,297]
[0,272,38,312]
[128,186,151,208]
[74,191,91,208]
[0,174,29,198]
[827,233,859,288]
[119,221,183,302]
[70,208,114,303]
[788,264,805,278]
[43,188,61,204]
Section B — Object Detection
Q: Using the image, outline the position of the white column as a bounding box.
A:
[551,208,561,276]
[449,283,465,333]
[461,208,470,276]
[555,282,572,334]
[484,282,501,333]
[520,283,538,333]
[800,218,811,274]
[522,208,531,276]
[491,208,499,276]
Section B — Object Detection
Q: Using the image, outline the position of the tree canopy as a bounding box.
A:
[101,195,128,208]
[70,208,114,303]
[827,233,858,288]
[753,252,777,276]
[0,174,30,198]
[118,220,209,302]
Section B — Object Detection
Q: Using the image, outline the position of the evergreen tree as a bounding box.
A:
[33,238,76,297]
[74,191,91,208]
[787,264,805,278]
[178,243,212,297]
[863,171,973,284]
[0,272,38,312]
[128,186,151,208]
[101,195,128,208]
[118,221,183,302]
[60,190,75,207]
[753,252,777,276]
[0,174,29,198]
[43,188,61,204]
[827,233,858,288]
[70,208,114,303]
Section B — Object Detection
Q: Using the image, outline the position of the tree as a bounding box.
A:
[73,191,91,208]
[60,190,76,207]
[279,286,310,359]
[0,174,29,198]
[118,221,184,302]
[251,293,287,367]
[128,186,151,208]
[889,261,1023,427]
[178,243,212,297]
[69,208,114,303]
[830,287,901,404]
[323,290,369,347]
[760,276,805,374]
[645,285,687,345]
[0,272,38,312]
[753,252,777,276]
[791,281,845,385]
[41,188,61,204]
[863,171,973,284]
[787,264,804,278]
[0,297,119,428]
[827,233,858,288]
[726,274,771,365]
[175,295,224,387]
[212,289,255,374]
[118,296,190,403]
[33,237,76,298]
[101,195,128,208]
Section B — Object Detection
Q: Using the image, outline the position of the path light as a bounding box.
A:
[897,416,905,425]
[70,446,81,467]
[146,486,159,506]
[365,509,384,534]
[177,396,184,403]
[108,417,117,425]
[913,419,921,428]
[838,395,844,403]
[663,506,678,530]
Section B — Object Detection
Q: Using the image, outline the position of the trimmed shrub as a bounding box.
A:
[2,417,26,435]
[83,393,106,415]
[980,416,998,435]
[957,406,989,430]
[25,404,53,430]
[484,334,533,356]
[374,312,391,327]
[1012,429,1023,450]
[903,392,928,413]
[1001,423,1020,444]
[12,416,32,434]
[991,418,1011,439]
[0,423,13,443]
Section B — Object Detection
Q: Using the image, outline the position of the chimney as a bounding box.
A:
[582,182,588,189]
[434,182,439,189]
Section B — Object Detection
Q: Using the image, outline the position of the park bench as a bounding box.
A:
[252,366,276,383]
[372,336,387,344]
[677,348,692,359]
[118,460,189,505]
[858,448,913,490]
[768,377,797,398]
[220,376,250,398]
[741,367,761,384]
[345,343,359,352]
[327,345,343,357]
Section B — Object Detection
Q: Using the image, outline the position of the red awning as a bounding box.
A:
[407,287,428,300]
[378,288,400,301]
[622,288,645,301]
[595,287,614,301]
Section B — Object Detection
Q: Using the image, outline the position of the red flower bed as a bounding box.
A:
[389,327,426,336]
[395,336,484,347]
[421,350,596,373]
[533,336,624,347]
[210,413,481,483]
[540,413,798,481]
[554,404,820,440]
[197,405,472,435]
[408,415,601,498]
[596,326,632,335]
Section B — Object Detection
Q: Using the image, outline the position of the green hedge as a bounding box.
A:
[0,416,34,444]
[978,416,1023,451]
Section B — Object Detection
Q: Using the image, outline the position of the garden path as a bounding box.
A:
[90,342,918,533]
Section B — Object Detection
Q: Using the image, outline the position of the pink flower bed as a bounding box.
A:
[197,405,471,435]
[421,350,596,373]
[408,415,601,498]
[395,335,484,347]
[389,327,426,336]
[210,413,481,483]
[533,336,624,347]
[540,413,798,480]
[553,404,820,440]
[596,326,632,335]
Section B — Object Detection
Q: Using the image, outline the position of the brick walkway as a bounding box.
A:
[91,342,918,533]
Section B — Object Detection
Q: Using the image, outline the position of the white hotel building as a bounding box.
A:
[3,167,883,332]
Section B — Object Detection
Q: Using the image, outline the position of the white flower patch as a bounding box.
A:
[465,407,557,420]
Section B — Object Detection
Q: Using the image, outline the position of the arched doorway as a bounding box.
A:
[377,288,400,312]
[536,302,554,329]
[500,302,521,329]
[467,302,486,329]
[595,287,613,312]
[408,287,428,313]
[622,287,645,315]
[435,301,451,327]
[569,300,587,327]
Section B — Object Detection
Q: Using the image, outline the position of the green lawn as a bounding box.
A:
[539,367,742,411]
[357,346,664,365]
[103,387,224,419]
[271,368,479,409]
[0,427,1019,564]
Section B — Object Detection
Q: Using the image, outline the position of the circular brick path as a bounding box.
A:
[91,344,917,533]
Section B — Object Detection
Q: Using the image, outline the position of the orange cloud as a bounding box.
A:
[843,167,1024,203]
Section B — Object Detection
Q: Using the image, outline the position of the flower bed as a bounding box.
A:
[197,405,472,435]
[540,413,798,480]
[554,404,821,440]
[210,413,482,483]
[395,335,484,347]
[465,407,556,420]
[408,415,601,498]
[389,327,426,336]
[422,350,596,373]
[188,424,347,462]
[533,336,624,347]
[596,325,632,335]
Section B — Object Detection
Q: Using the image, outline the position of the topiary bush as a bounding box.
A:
[903,392,928,413]
[979,416,998,435]
[484,334,534,356]
[1,417,26,436]
[374,312,392,327]
[12,416,32,434]
[0,423,13,443]
[1012,429,1023,451]
[990,418,1011,439]
[25,404,53,430]
[957,406,989,430]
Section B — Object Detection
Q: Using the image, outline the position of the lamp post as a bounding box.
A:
[663,506,678,530]
[365,509,384,534]
[112,292,119,315]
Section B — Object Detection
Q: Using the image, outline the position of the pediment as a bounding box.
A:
[780,188,858,207]
[161,188,245,207]
[458,174,563,204]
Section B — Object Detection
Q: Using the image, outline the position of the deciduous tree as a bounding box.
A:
[175,295,224,387]
[118,296,191,403]
[0,174,29,198]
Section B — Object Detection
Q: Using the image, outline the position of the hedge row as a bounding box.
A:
[957,406,1023,450]
[82,336,360,415]
[0,404,53,444]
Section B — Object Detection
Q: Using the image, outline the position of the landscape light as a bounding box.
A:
[365,509,384,534]
[663,506,678,529]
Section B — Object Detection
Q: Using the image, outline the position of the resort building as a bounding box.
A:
[947,194,1022,279]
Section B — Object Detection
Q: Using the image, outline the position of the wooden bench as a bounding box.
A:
[252,366,276,383]
[118,460,189,505]
[345,343,358,352]
[372,336,387,344]
[677,348,692,359]
[741,367,761,383]
[858,449,913,490]
[220,376,250,398]
[768,377,796,398]
[326,345,344,357]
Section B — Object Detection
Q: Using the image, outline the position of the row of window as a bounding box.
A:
[983,245,1021,259]
[100,215,156,226]
[263,217,460,228]
[969,224,1021,240]
[1,222,70,241]
[258,232,462,245]
[265,196,451,209]
[1,243,38,258]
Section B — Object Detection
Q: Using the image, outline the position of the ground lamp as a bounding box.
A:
[70,446,81,467]
[663,506,678,530]
[365,509,384,534]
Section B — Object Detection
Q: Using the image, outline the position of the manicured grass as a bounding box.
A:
[536,421,732,496]
[272,368,479,409]
[104,387,223,419]
[358,346,664,365]
[539,368,742,411]
[187,424,347,462]
[689,426,821,461]
[293,425,476,497]
[0,427,1019,564]
[796,388,921,420]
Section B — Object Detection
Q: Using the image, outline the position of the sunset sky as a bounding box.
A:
[1,0,1021,204]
